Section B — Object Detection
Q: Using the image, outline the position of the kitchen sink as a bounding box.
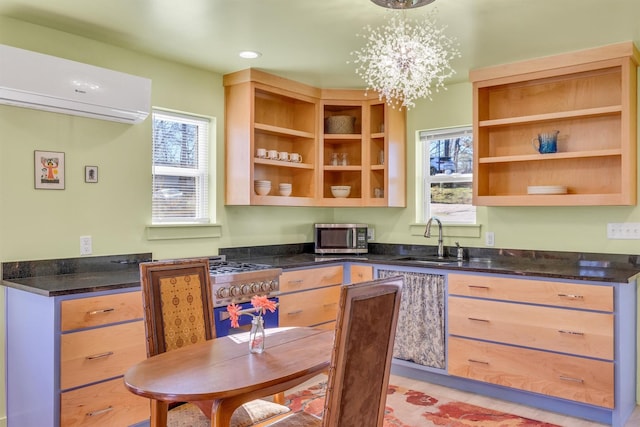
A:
[393,256,457,266]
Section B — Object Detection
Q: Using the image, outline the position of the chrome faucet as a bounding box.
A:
[424,217,444,259]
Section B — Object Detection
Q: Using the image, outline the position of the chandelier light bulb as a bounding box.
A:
[350,10,460,109]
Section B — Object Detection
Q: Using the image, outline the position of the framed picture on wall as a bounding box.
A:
[85,166,98,183]
[34,150,65,190]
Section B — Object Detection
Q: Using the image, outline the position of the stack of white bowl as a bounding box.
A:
[279,183,292,196]
[254,180,271,195]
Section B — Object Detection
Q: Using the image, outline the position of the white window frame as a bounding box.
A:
[151,109,214,225]
[417,125,475,224]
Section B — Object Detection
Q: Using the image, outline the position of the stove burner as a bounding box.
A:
[209,261,274,275]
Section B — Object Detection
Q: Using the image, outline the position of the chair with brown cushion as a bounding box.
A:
[267,275,404,427]
[139,257,290,427]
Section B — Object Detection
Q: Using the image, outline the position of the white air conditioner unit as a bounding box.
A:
[0,44,151,124]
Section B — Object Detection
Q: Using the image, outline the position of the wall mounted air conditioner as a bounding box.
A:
[0,44,151,124]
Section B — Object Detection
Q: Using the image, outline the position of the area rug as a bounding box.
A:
[284,380,561,427]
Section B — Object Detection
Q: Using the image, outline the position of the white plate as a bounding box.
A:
[527,185,567,195]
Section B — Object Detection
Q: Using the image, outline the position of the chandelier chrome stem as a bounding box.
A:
[370,0,436,9]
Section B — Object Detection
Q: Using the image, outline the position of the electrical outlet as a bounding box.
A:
[607,223,640,239]
[367,227,375,241]
[485,231,495,247]
[80,235,92,255]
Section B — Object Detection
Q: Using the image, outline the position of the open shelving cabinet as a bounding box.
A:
[223,69,406,207]
[470,42,639,206]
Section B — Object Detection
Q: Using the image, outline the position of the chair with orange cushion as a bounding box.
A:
[139,257,290,426]
[265,275,404,427]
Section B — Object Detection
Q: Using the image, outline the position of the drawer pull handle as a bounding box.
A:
[468,285,490,290]
[558,330,585,336]
[87,406,113,417]
[468,317,490,322]
[86,351,114,360]
[88,308,115,315]
[288,279,304,285]
[287,310,303,315]
[557,293,584,300]
[323,303,337,308]
[468,359,489,365]
[559,375,584,383]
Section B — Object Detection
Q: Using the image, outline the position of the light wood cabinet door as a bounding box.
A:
[60,377,149,427]
[279,286,341,327]
[60,291,143,331]
[448,273,613,311]
[60,321,147,389]
[448,337,614,408]
[350,265,373,283]
[448,296,614,359]
[280,265,343,293]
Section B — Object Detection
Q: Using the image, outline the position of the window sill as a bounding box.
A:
[145,224,222,240]
[409,223,481,238]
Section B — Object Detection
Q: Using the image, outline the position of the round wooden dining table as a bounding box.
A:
[124,327,333,427]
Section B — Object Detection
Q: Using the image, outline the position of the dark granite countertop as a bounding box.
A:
[4,245,640,298]
[1,253,151,297]
[221,243,640,284]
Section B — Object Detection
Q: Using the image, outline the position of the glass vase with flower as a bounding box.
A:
[227,296,278,353]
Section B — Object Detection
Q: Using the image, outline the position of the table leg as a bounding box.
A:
[150,400,169,427]
[210,399,234,427]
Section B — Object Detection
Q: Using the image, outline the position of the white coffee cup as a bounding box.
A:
[374,187,383,198]
[267,149,278,160]
[256,148,266,158]
[290,153,302,163]
[278,151,290,161]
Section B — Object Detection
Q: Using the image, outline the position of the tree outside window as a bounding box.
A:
[152,110,211,224]
[420,126,475,224]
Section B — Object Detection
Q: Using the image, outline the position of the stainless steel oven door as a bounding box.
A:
[214,297,279,337]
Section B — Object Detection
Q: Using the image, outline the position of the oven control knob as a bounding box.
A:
[241,284,251,295]
[229,285,240,297]
[251,283,260,293]
[217,288,230,298]
[260,281,270,292]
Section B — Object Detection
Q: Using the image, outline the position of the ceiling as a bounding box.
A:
[2,0,640,89]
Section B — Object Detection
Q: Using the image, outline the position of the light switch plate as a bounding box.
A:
[607,223,640,239]
[485,231,495,247]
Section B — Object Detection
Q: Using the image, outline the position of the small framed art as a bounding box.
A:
[35,150,65,190]
[85,166,98,183]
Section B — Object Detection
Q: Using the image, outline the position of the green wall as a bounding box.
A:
[1,16,639,425]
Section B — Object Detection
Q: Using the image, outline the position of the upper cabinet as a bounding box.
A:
[470,42,639,206]
[223,69,406,207]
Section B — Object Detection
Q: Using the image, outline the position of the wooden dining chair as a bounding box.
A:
[139,257,290,427]
[266,275,404,427]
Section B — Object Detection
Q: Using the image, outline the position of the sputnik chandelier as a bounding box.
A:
[351,0,460,109]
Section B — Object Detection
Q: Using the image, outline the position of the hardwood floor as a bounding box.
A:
[286,373,640,426]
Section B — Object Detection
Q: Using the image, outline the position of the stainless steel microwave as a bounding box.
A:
[314,223,368,254]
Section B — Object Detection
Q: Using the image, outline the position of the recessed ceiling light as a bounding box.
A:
[239,51,261,59]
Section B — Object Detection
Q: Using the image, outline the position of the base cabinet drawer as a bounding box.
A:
[448,273,613,311]
[448,337,614,408]
[448,296,613,359]
[60,377,149,427]
[61,291,143,331]
[280,265,342,293]
[279,286,341,327]
[60,321,147,390]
